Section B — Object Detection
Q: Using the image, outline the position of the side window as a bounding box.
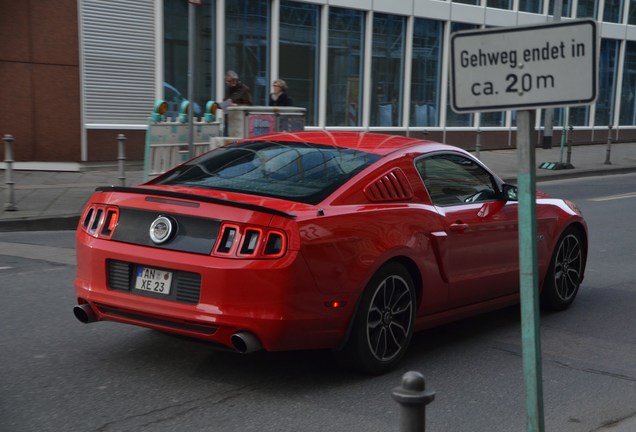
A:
[415,153,498,206]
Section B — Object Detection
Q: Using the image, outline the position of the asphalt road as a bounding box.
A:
[0,173,635,432]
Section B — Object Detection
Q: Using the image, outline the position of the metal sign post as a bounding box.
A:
[516,110,544,432]
[450,19,597,432]
[187,0,199,159]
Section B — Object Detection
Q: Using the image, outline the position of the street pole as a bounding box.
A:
[517,110,545,432]
[187,1,196,159]
[542,0,563,149]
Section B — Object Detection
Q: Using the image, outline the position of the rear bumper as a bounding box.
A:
[74,236,353,352]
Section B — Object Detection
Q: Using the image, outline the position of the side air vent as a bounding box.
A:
[363,168,413,202]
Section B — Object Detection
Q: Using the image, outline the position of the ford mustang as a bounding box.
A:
[73,131,587,374]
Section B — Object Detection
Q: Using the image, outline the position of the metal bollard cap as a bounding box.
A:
[392,371,436,406]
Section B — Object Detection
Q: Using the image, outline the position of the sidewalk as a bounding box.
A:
[1,141,636,232]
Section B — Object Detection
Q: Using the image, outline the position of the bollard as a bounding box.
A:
[392,371,436,432]
[475,128,481,159]
[605,125,613,165]
[117,133,127,186]
[566,125,573,165]
[3,134,17,211]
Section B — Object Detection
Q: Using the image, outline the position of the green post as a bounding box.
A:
[516,110,545,432]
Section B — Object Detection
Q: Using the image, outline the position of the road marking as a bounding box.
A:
[0,242,75,265]
[590,192,636,202]
[0,266,13,270]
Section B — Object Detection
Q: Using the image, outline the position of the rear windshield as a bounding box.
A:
[151,140,382,204]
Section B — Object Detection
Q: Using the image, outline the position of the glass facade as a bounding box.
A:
[577,0,599,18]
[371,13,406,127]
[595,39,620,126]
[620,41,636,125]
[411,18,443,127]
[279,1,320,125]
[603,0,623,22]
[225,0,270,105]
[163,0,214,117]
[447,22,477,127]
[159,0,636,133]
[327,7,364,127]
[519,0,543,13]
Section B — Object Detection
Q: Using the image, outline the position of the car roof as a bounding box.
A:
[239,131,446,156]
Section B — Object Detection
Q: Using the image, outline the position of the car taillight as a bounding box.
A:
[79,204,119,239]
[213,223,287,259]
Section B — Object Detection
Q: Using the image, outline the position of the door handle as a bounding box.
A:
[449,223,469,232]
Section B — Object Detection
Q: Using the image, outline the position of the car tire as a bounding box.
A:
[541,227,585,311]
[336,262,416,375]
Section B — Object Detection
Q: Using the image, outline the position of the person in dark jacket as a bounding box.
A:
[269,79,294,107]
[224,70,253,106]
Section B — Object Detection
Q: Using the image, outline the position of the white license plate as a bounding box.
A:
[134,266,173,295]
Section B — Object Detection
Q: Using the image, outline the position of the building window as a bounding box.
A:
[411,18,443,127]
[620,41,636,125]
[454,0,480,5]
[549,0,572,17]
[603,0,624,22]
[327,7,365,127]
[577,0,599,18]
[595,39,620,126]
[447,22,476,127]
[487,0,513,10]
[371,13,406,127]
[629,0,636,24]
[164,0,215,118]
[279,1,320,125]
[225,0,270,105]
[519,0,544,14]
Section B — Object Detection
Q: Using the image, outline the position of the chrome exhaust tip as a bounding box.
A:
[230,331,262,354]
[73,304,97,324]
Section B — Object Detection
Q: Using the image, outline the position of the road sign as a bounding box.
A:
[450,19,597,113]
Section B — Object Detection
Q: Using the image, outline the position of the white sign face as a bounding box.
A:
[450,20,597,112]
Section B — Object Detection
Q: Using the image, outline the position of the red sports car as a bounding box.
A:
[73,131,587,374]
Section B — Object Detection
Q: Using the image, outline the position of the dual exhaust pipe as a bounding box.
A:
[72,303,261,353]
[73,304,97,324]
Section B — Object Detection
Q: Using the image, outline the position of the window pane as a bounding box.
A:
[279,1,319,125]
[519,0,543,13]
[595,39,620,126]
[629,0,636,24]
[487,0,513,9]
[453,0,480,5]
[371,13,405,127]
[327,7,365,126]
[481,111,506,127]
[447,22,476,127]
[225,0,270,105]
[619,41,636,125]
[577,0,599,18]
[411,18,443,127]
[164,0,215,118]
[549,0,573,17]
[415,154,497,206]
[603,0,623,22]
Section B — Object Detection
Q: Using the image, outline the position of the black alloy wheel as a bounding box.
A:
[337,262,416,375]
[541,227,585,311]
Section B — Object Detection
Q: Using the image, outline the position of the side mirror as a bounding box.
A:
[502,184,518,201]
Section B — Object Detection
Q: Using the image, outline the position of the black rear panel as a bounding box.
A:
[112,207,220,255]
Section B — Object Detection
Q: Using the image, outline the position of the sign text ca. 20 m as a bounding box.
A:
[450,19,597,113]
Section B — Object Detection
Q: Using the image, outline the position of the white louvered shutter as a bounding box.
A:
[79,0,155,126]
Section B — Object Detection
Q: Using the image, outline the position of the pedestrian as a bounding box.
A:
[223,70,253,106]
[269,79,294,107]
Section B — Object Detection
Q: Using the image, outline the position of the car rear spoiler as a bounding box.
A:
[94,186,297,219]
